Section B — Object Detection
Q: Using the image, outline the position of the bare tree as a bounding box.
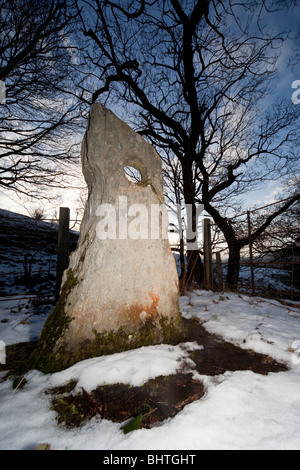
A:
[200,96,300,286]
[251,179,300,292]
[162,150,189,290]
[0,0,82,196]
[73,0,300,287]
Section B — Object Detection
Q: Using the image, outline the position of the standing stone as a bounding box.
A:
[33,104,183,373]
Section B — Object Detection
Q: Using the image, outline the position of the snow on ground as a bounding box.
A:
[0,290,300,450]
[0,296,50,346]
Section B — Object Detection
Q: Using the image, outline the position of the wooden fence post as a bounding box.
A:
[215,251,224,291]
[56,207,70,299]
[247,210,256,296]
[203,218,214,290]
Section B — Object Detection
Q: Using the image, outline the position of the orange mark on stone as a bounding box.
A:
[127,290,160,325]
[149,291,160,316]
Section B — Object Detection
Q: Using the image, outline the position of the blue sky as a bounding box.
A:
[0,0,299,220]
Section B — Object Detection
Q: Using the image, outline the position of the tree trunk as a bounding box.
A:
[181,162,204,290]
[205,203,246,290]
[226,241,242,288]
[178,235,185,279]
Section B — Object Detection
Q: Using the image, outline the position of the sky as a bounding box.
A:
[0,170,86,226]
[0,0,299,225]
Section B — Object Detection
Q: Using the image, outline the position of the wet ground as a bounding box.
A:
[182,317,287,376]
[0,317,288,430]
[46,318,287,430]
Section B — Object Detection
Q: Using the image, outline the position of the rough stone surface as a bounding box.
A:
[34,104,183,372]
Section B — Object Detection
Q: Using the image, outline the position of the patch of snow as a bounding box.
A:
[46,341,202,392]
[0,290,300,450]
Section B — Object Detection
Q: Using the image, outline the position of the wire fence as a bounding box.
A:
[210,195,300,300]
[0,195,299,303]
[0,209,79,302]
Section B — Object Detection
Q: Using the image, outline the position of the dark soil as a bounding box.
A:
[46,317,287,430]
[1,317,288,430]
[48,373,205,430]
[0,340,38,380]
[182,317,287,376]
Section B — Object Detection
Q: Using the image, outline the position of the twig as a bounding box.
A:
[0,376,26,415]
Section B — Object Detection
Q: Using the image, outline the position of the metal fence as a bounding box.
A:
[0,208,79,302]
[209,196,300,300]
[1,196,299,303]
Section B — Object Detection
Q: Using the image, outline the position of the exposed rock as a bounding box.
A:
[33,104,183,372]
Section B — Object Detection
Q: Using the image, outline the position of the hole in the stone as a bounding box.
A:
[124,165,142,183]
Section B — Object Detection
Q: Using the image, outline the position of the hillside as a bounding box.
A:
[0,210,300,450]
[0,209,79,297]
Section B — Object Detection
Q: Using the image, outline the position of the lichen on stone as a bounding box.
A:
[32,304,184,374]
